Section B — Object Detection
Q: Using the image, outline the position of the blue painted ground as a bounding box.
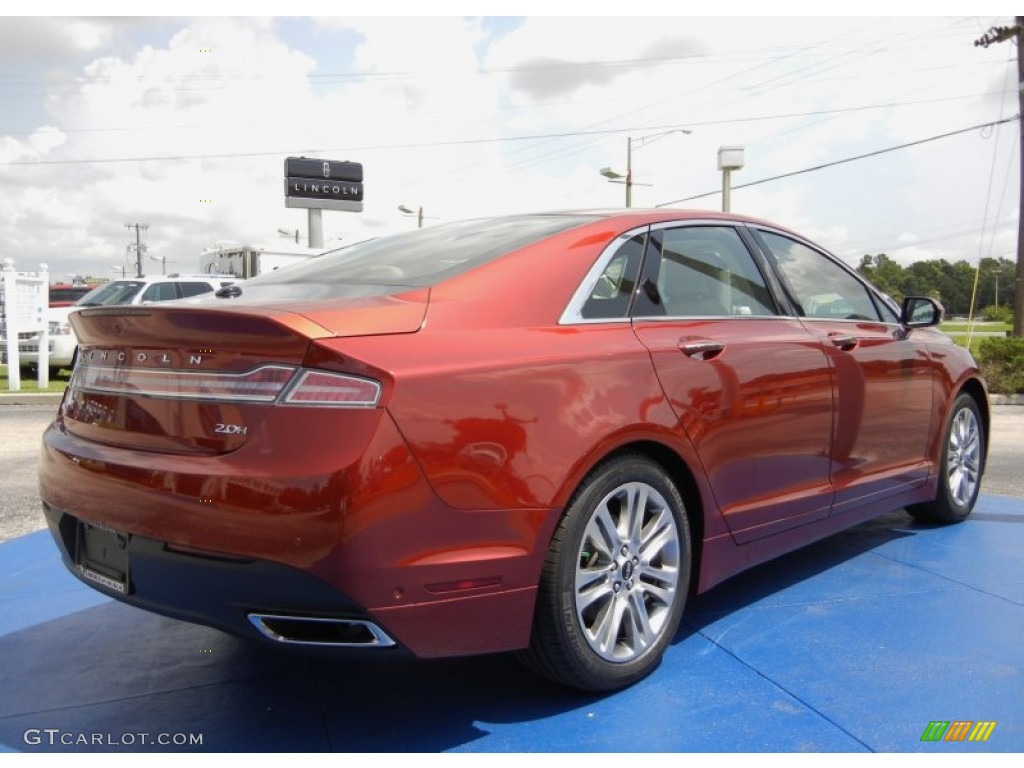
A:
[1,494,1021,753]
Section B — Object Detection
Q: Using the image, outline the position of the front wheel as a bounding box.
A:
[908,393,984,523]
[521,454,691,691]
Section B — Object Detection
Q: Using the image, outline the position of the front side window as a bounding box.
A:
[759,231,881,322]
[638,226,777,317]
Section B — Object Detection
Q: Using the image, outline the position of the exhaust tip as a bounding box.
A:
[248,613,396,647]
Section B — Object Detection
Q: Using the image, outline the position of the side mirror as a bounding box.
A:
[900,296,943,328]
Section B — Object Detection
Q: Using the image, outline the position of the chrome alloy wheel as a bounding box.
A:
[946,405,982,507]
[574,481,681,663]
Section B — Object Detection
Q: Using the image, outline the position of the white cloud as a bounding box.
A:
[0,14,1018,281]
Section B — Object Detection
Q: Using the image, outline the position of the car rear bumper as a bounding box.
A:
[44,502,400,650]
[39,409,555,658]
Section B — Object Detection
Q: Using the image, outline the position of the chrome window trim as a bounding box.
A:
[631,313,801,323]
[641,220,792,321]
[559,218,770,326]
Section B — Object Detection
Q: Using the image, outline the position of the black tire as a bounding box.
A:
[908,393,984,524]
[521,454,691,691]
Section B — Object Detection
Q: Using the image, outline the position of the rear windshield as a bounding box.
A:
[76,281,145,306]
[248,214,596,287]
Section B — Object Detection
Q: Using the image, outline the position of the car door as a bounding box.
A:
[630,223,835,544]
[752,228,935,513]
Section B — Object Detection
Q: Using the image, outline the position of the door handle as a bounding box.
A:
[829,333,858,351]
[679,341,725,361]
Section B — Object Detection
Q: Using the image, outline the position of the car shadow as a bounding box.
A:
[0,509,941,752]
[680,509,925,632]
[0,599,601,752]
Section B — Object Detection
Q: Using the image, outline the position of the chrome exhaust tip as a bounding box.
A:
[248,613,396,647]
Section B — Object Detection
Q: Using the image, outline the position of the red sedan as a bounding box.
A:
[39,210,987,691]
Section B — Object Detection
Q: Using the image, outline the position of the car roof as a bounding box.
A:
[544,208,795,230]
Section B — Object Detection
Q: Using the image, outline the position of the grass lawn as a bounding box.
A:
[0,365,69,394]
[940,321,1012,334]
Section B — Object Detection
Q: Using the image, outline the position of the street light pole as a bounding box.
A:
[625,137,633,208]
[600,128,690,208]
[398,204,425,228]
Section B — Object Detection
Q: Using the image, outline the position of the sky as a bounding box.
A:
[0,7,1019,282]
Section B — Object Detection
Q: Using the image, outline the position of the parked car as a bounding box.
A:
[3,274,238,376]
[73,273,239,308]
[48,283,101,308]
[39,211,987,691]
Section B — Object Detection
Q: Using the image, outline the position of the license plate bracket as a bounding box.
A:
[74,522,130,595]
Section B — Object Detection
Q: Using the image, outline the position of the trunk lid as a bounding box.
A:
[63,288,426,455]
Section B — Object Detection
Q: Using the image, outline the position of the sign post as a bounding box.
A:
[284,157,363,249]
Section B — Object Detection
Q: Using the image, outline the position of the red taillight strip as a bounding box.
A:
[73,364,297,402]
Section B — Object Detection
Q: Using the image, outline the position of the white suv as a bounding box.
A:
[2,274,238,376]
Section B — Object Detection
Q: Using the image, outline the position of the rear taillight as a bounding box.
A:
[281,370,381,408]
[74,364,296,402]
[72,362,382,408]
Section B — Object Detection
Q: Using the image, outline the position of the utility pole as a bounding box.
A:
[125,222,149,278]
[975,18,1024,337]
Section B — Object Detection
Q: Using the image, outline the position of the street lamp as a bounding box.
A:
[398,204,424,229]
[600,129,691,208]
[717,146,745,213]
[149,254,176,275]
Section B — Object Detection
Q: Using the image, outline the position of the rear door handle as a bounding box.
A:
[679,341,725,361]
[829,333,858,351]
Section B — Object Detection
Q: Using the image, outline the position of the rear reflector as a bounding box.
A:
[281,370,381,408]
[74,364,296,402]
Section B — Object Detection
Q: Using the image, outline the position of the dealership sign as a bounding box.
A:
[1,262,50,391]
[284,157,364,212]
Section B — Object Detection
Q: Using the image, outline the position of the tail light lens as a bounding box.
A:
[281,370,381,408]
[74,364,297,402]
[72,362,381,408]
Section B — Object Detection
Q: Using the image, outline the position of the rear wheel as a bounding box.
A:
[521,454,691,691]
[908,393,984,523]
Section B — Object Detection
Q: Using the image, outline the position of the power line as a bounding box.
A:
[0,123,699,166]
[655,116,1020,208]
[9,88,1006,142]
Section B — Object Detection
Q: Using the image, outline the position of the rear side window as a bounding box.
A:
[580,233,645,320]
[249,215,596,287]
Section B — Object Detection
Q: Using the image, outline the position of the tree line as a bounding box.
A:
[856,254,1017,318]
